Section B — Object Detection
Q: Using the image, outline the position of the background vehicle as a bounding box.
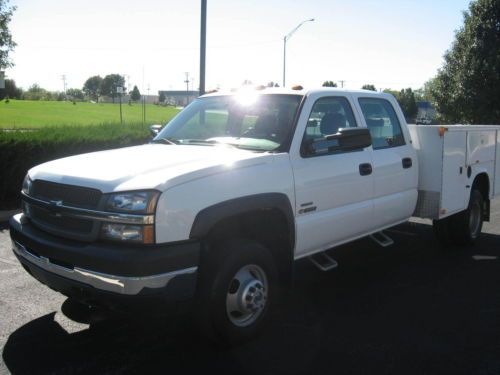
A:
[10,87,500,343]
[416,101,436,125]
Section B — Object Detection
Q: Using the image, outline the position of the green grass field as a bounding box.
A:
[0,100,180,128]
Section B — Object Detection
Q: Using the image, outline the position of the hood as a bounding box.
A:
[29,144,273,193]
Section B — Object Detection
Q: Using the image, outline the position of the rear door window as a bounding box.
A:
[358,98,405,149]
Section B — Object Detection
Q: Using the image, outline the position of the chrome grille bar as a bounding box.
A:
[22,192,154,225]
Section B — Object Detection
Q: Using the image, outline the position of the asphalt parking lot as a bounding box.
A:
[2,204,500,375]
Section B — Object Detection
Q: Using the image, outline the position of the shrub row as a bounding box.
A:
[0,123,152,210]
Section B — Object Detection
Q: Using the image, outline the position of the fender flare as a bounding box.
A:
[189,193,295,251]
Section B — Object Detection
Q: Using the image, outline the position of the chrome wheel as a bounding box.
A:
[469,199,482,239]
[225,264,268,327]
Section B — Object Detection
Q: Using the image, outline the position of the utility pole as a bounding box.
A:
[339,80,346,88]
[61,75,67,98]
[142,95,146,126]
[125,74,131,93]
[142,66,145,126]
[184,72,190,106]
[199,0,207,96]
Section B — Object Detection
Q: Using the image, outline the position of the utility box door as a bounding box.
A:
[441,131,467,216]
[467,130,496,166]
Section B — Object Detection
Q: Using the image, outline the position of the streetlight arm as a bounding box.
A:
[283,18,315,87]
[285,18,315,41]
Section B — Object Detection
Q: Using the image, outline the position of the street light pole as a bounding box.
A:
[283,36,286,89]
[282,18,315,88]
[199,0,207,96]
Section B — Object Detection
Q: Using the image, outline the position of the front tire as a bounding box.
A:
[197,239,277,345]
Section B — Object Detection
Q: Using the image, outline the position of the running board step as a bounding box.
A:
[309,252,338,272]
[370,231,394,247]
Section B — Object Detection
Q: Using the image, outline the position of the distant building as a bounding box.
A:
[158,90,199,107]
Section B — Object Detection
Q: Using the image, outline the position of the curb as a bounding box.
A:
[0,209,21,223]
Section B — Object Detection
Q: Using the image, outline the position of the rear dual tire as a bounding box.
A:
[433,189,484,246]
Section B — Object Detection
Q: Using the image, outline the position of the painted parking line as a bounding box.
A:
[472,255,498,261]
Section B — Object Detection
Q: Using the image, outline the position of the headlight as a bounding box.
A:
[22,175,32,196]
[105,191,160,214]
[101,223,154,244]
[102,190,159,244]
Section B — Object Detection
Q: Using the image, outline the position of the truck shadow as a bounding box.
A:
[4,221,500,375]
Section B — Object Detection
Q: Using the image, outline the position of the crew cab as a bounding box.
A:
[9,87,500,343]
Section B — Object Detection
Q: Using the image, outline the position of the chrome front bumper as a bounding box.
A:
[12,240,198,296]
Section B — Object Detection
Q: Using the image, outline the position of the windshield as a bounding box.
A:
[154,93,303,151]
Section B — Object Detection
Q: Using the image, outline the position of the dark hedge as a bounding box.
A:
[0,123,151,209]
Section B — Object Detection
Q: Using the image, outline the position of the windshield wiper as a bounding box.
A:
[179,139,220,146]
[225,143,265,152]
[150,137,178,145]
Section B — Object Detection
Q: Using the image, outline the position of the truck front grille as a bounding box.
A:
[26,180,103,241]
[32,180,102,209]
[29,205,94,235]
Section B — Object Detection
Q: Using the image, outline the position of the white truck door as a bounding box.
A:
[353,94,418,229]
[290,93,374,258]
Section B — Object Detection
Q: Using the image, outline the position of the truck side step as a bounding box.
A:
[370,231,394,247]
[309,252,338,272]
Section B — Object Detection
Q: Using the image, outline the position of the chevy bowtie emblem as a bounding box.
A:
[49,200,64,207]
[47,200,64,217]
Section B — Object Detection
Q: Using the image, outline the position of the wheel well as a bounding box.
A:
[203,209,294,288]
[472,173,490,220]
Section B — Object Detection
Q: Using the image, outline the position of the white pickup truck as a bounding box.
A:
[9,87,500,343]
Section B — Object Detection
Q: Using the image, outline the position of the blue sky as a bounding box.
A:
[7,0,471,93]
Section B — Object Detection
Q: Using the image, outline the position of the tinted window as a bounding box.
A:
[301,96,358,157]
[358,98,405,149]
[303,97,357,141]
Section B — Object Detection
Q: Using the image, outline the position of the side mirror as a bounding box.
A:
[306,127,372,155]
[150,124,163,136]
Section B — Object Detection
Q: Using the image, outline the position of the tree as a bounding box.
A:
[23,84,46,101]
[0,0,16,69]
[430,0,500,124]
[322,81,337,87]
[159,91,166,103]
[383,88,418,120]
[100,74,125,102]
[398,88,418,121]
[83,75,103,101]
[383,88,399,98]
[0,78,22,100]
[66,88,84,101]
[361,84,377,91]
[130,85,141,101]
